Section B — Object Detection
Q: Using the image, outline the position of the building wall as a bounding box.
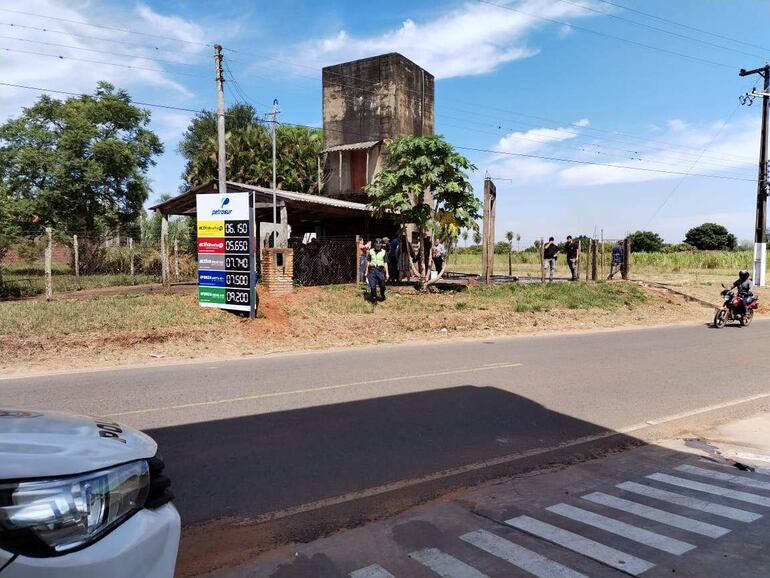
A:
[322,53,435,149]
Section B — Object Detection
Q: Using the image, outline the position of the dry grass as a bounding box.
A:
[0,280,714,376]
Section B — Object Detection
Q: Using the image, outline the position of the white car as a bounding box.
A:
[0,408,180,578]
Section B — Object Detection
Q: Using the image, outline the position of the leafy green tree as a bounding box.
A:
[684,223,737,250]
[180,104,323,193]
[0,82,162,236]
[365,135,480,289]
[473,231,482,245]
[628,230,665,252]
[494,240,512,254]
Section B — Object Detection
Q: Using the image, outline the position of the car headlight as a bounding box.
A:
[0,460,149,557]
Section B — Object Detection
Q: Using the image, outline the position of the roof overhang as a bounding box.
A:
[150,181,395,223]
[321,140,381,154]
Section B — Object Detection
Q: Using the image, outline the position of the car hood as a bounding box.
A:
[0,408,157,480]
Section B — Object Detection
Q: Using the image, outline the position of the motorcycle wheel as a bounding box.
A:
[741,309,754,327]
[714,309,727,328]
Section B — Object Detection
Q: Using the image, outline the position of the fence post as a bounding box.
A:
[591,240,598,281]
[73,234,79,278]
[539,237,545,283]
[508,248,512,277]
[174,238,179,280]
[622,237,631,280]
[45,227,53,301]
[129,238,135,285]
[585,241,590,281]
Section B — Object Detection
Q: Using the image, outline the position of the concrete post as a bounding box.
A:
[591,240,598,281]
[481,178,497,283]
[160,212,169,287]
[45,227,52,300]
[280,205,289,248]
[129,238,135,284]
[73,234,79,278]
[174,238,180,279]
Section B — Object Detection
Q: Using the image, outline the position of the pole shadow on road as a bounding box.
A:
[145,386,666,576]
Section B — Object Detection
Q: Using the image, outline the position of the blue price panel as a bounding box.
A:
[198,270,225,287]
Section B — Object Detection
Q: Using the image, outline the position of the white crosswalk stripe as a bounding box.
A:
[461,529,587,578]
[506,515,655,576]
[648,473,770,507]
[675,464,770,491]
[547,503,695,555]
[582,491,729,538]
[350,564,396,578]
[617,481,762,522]
[409,548,489,578]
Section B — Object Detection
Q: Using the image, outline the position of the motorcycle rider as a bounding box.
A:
[731,269,755,309]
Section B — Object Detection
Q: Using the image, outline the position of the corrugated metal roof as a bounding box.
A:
[321,140,381,153]
[231,182,372,211]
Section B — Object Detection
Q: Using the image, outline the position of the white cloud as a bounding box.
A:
[0,0,208,119]
[485,116,758,188]
[280,0,602,79]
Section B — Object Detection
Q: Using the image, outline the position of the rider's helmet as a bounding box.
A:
[739,269,750,281]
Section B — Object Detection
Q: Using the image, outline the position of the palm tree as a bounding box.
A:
[461,229,469,248]
[473,231,482,246]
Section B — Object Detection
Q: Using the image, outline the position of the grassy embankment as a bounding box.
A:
[0,281,662,373]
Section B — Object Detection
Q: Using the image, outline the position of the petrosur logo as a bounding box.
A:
[211,196,232,215]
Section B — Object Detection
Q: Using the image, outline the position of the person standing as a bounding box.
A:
[365,238,389,301]
[609,240,623,279]
[432,238,446,275]
[358,237,371,283]
[388,235,400,283]
[565,235,580,281]
[543,237,559,282]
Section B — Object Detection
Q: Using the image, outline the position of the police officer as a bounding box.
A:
[365,238,389,301]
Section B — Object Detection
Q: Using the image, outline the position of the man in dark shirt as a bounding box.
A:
[609,240,623,279]
[543,237,558,282]
[565,235,580,281]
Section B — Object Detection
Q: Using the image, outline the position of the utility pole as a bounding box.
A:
[740,65,770,286]
[214,44,227,196]
[270,99,279,242]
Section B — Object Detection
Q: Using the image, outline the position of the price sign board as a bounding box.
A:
[196,193,255,314]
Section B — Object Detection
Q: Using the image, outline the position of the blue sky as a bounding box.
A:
[2,0,770,243]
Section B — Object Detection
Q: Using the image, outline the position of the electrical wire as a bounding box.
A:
[0,46,211,79]
[594,0,770,53]
[477,0,737,69]
[0,21,204,56]
[0,34,209,68]
[0,6,216,48]
[556,0,768,61]
[0,81,203,113]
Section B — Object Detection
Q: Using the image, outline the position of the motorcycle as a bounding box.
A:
[713,284,758,328]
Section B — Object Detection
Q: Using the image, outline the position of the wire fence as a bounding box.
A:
[0,228,196,300]
[289,236,357,286]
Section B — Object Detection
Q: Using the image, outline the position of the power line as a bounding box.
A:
[0,7,215,48]
[556,0,768,61]
[478,0,736,69]
[0,21,204,56]
[0,46,211,79]
[0,34,208,69]
[594,0,770,53]
[0,81,203,113]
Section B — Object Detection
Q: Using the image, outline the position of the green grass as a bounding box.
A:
[297,280,647,318]
[0,294,227,339]
[448,250,753,279]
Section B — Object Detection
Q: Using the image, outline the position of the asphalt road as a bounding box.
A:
[4,320,770,530]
